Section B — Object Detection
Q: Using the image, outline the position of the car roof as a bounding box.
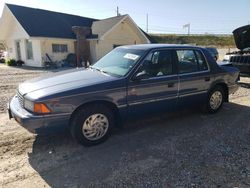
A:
[119,44,204,51]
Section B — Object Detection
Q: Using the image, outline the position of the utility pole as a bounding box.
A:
[188,23,190,35]
[116,6,119,16]
[146,13,149,33]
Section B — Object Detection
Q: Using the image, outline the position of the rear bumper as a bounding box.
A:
[8,95,71,134]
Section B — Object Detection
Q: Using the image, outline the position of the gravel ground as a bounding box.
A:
[0,65,48,113]
[0,64,249,187]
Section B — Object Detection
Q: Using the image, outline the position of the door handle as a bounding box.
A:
[204,77,210,81]
[168,82,175,88]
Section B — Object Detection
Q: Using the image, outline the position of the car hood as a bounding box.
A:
[233,25,250,50]
[18,68,117,97]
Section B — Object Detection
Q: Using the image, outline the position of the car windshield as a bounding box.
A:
[91,48,146,77]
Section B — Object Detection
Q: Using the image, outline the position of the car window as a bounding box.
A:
[138,50,174,78]
[176,49,208,73]
[176,50,199,73]
[195,50,208,71]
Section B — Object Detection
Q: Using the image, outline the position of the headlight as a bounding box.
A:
[24,99,51,114]
[24,99,34,112]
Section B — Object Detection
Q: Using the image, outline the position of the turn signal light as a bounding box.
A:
[34,103,51,113]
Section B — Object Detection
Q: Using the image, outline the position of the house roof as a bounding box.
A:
[5,4,155,43]
[6,4,97,39]
[92,15,128,38]
[92,14,155,43]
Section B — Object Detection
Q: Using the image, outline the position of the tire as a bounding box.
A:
[205,86,225,114]
[70,104,114,146]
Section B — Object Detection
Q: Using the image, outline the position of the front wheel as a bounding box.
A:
[70,104,114,146]
[205,86,225,113]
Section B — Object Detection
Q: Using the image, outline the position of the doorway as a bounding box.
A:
[15,40,21,60]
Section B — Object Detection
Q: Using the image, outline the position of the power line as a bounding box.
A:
[74,8,231,34]
[119,8,247,22]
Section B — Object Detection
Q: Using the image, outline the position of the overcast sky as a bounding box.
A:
[1,0,249,34]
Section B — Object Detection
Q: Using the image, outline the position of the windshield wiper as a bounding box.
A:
[89,66,109,75]
[89,66,121,77]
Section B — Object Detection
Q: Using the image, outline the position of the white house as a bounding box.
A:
[0,4,153,67]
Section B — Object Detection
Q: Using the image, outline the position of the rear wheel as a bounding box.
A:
[70,104,114,146]
[205,86,225,113]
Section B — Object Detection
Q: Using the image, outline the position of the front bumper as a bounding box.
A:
[8,95,71,134]
[232,64,250,74]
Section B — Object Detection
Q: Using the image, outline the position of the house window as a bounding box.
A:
[52,44,68,53]
[26,40,33,60]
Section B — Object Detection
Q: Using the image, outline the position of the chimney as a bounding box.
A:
[72,26,92,67]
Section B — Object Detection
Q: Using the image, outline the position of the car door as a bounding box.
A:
[127,49,179,117]
[175,49,211,107]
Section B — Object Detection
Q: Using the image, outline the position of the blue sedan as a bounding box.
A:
[8,44,239,146]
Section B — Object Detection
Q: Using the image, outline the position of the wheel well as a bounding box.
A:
[69,100,122,128]
[214,83,229,102]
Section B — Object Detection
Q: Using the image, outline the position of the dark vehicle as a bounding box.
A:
[228,25,250,74]
[8,44,239,146]
[205,47,219,61]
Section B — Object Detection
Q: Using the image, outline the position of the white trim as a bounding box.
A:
[6,5,30,38]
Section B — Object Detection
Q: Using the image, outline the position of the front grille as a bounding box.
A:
[17,92,24,108]
[230,55,250,65]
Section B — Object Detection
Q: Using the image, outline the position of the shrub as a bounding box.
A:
[16,60,25,66]
[0,58,5,64]
[6,59,17,66]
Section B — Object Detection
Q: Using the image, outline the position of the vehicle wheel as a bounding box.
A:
[70,104,114,146]
[205,86,225,113]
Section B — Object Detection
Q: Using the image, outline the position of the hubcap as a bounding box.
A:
[82,113,109,141]
[209,91,223,110]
